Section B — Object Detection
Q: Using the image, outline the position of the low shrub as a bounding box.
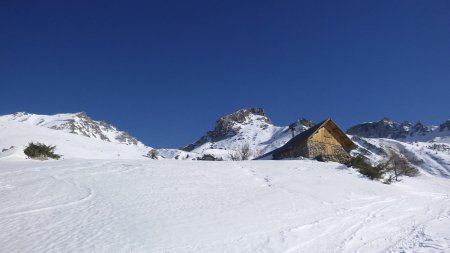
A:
[24,142,61,160]
[346,155,384,180]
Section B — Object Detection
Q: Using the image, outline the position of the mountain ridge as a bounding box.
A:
[1,109,449,177]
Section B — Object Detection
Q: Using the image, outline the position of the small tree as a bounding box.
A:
[383,152,419,183]
[24,142,61,160]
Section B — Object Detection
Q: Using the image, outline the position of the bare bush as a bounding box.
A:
[228,150,241,161]
[238,143,252,160]
[228,143,254,161]
[147,149,159,159]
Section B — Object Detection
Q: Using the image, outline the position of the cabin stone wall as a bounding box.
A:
[272,141,308,160]
[307,141,351,164]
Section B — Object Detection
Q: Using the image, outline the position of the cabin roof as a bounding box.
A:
[284,119,327,147]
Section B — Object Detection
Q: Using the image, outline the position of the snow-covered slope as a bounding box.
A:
[181,108,314,160]
[347,117,450,178]
[0,159,449,252]
[0,112,152,160]
[1,112,144,146]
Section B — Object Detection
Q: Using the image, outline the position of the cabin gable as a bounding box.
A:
[309,125,342,146]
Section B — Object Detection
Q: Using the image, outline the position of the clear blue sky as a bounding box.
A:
[1,0,449,148]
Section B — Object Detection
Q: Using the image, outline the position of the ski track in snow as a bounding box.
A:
[0,159,449,253]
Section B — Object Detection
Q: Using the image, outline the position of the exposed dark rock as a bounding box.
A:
[44,112,141,145]
[50,112,113,141]
[298,118,316,128]
[347,118,399,138]
[116,132,139,145]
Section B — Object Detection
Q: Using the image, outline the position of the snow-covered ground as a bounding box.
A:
[1,111,450,252]
[0,159,449,253]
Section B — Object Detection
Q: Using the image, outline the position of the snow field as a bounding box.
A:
[0,159,449,252]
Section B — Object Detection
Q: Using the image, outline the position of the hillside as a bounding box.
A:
[347,118,450,178]
[0,112,152,159]
[351,136,450,178]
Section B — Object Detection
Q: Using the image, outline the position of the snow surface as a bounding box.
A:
[0,159,449,252]
[1,112,450,252]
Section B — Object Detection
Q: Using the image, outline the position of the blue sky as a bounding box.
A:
[1,0,449,148]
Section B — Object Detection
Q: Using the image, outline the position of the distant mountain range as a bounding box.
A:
[1,109,449,177]
[348,117,450,143]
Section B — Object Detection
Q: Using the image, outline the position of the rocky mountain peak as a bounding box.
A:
[210,108,272,141]
[297,118,316,128]
[182,108,273,152]
[75,112,89,119]
[218,108,272,125]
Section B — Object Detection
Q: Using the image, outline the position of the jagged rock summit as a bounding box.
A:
[183,108,272,152]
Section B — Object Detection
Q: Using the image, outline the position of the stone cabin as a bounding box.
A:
[266,118,357,163]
